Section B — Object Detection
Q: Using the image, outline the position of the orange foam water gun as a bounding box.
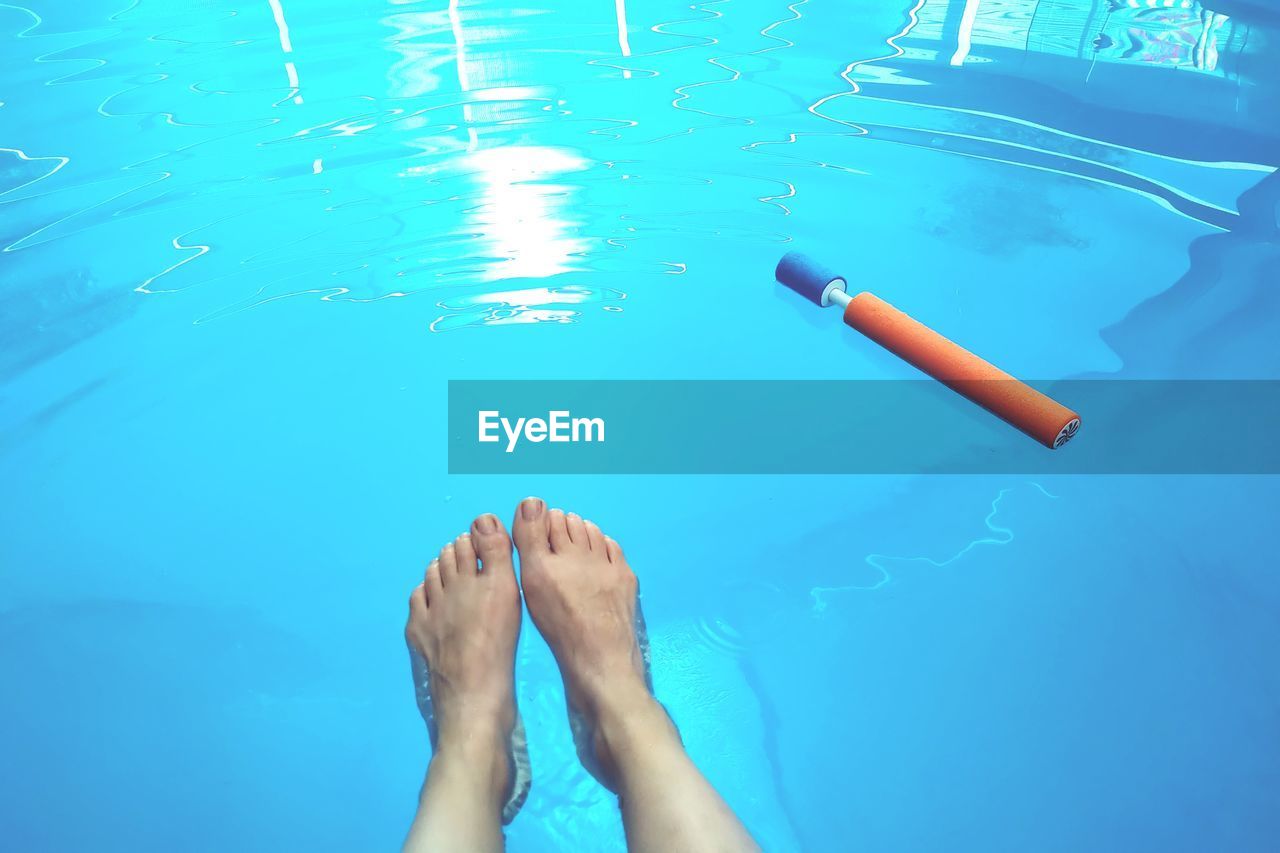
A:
[776,251,1081,449]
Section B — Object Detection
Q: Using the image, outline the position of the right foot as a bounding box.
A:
[512,497,673,790]
[405,513,523,813]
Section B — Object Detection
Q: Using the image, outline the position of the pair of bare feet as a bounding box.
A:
[403,497,757,853]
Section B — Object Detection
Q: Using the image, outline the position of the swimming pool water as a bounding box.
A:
[2,1,1278,850]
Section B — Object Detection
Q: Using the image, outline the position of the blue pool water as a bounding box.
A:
[2,0,1279,849]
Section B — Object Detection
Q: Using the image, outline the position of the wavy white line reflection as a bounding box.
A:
[266,0,304,105]
[809,483,1060,613]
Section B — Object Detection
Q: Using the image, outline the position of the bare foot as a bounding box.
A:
[512,496,672,791]
[405,513,522,814]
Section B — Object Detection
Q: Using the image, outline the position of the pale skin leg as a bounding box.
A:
[403,513,522,853]
[513,497,760,853]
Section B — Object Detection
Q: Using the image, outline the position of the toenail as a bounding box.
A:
[476,513,498,533]
[521,497,544,519]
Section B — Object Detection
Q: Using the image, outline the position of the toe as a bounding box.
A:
[512,496,550,557]
[438,542,457,585]
[584,519,605,552]
[565,512,589,547]
[454,532,478,575]
[604,536,623,564]
[471,513,514,577]
[409,582,428,616]
[425,558,444,600]
[548,508,572,552]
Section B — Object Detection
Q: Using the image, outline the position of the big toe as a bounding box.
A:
[512,496,551,557]
[471,512,515,577]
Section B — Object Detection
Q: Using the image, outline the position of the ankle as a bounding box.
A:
[434,690,516,743]
[429,724,511,805]
[574,667,652,726]
[584,680,682,784]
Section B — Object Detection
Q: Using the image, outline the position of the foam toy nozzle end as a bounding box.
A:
[775,251,847,308]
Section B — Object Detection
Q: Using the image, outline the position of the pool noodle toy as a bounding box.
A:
[775,251,1081,449]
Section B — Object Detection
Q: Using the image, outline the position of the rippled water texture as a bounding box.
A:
[2,1,1279,851]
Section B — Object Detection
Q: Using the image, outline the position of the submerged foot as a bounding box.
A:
[512,497,672,791]
[406,513,523,816]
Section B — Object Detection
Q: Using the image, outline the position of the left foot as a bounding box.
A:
[406,513,523,811]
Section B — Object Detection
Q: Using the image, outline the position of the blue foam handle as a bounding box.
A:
[775,251,846,307]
